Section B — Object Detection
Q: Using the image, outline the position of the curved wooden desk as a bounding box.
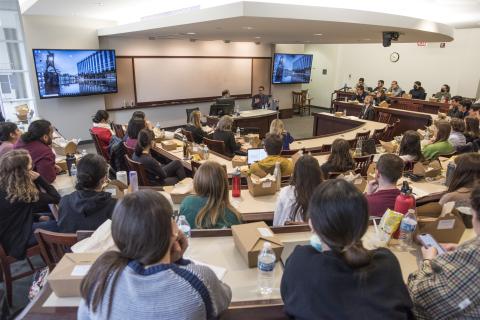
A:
[206,109,277,138]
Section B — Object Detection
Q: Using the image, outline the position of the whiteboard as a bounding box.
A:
[134,58,252,103]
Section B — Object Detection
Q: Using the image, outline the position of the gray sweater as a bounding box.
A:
[77,259,232,320]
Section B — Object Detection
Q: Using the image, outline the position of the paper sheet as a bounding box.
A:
[187,258,227,280]
[71,265,91,276]
[43,293,82,307]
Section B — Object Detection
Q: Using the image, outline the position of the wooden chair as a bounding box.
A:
[354,155,374,177]
[191,160,202,177]
[204,137,227,156]
[124,155,152,186]
[181,128,195,143]
[0,244,43,306]
[34,229,78,271]
[89,129,110,160]
[292,91,302,114]
[113,123,125,138]
[377,112,391,124]
[280,149,300,156]
[186,107,199,123]
[371,127,386,144]
[381,120,399,142]
[299,89,311,116]
[319,144,332,153]
[123,142,134,157]
[347,138,357,149]
[354,131,371,148]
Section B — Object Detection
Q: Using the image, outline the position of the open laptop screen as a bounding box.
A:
[247,148,267,165]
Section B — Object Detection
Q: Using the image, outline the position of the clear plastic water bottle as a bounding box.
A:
[257,242,276,295]
[203,145,209,160]
[177,215,191,238]
[129,171,138,192]
[399,209,417,248]
[273,161,281,191]
[155,122,161,130]
[81,149,87,157]
[70,163,77,178]
[236,126,241,138]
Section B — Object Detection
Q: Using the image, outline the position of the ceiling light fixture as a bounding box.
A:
[254,36,261,39]
[313,33,323,36]
[186,32,196,35]
[363,38,371,40]
[242,26,254,30]
[96,2,104,6]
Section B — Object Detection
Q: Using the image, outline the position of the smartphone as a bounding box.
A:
[417,233,446,255]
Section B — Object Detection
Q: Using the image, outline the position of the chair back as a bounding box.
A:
[355,131,371,147]
[186,107,200,123]
[124,155,151,186]
[34,229,78,271]
[181,128,195,143]
[203,137,227,156]
[320,144,332,153]
[381,120,399,142]
[377,112,392,124]
[371,127,386,144]
[280,149,299,156]
[89,129,109,160]
[292,91,302,111]
[123,142,135,157]
[113,123,125,138]
[354,155,374,176]
[347,138,357,149]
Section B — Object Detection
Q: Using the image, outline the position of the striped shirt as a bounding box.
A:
[408,236,480,319]
[77,259,231,320]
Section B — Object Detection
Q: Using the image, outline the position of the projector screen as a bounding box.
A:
[272,53,313,84]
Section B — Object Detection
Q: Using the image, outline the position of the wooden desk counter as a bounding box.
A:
[388,96,449,114]
[206,109,277,138]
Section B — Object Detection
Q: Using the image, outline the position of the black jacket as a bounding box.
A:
[409,87,426,100]
[0,177,60,259]
[351,91,368,103]
[212,130,240,157]
[360,104,376,121]
[185,124,208,144]
[57,190,116,233]
[448,107,464,119]
[281,245,414,320]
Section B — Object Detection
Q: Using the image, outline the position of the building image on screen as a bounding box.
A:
[272,53,313,84]
[33,49,117,99]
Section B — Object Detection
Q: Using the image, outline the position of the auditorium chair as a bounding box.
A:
[89,129,110,160]
[203,137,228,156]
[186,107,199,123]
[371,127,386,144]
[377,112,391,124]
[34,230,78,271]
[354,130,371,149]
[123,142,135,157]
[354,154,374,177]
[181,128,195,143]
[113,123,125,139]
[124,155,152,186]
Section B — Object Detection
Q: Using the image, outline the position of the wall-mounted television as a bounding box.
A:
[272,53,313,84]
[32,49,118,99]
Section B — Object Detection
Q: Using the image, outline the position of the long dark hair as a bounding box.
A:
[127,118,146,140]
[289,155,323,222]
[0,122,18,142]
[80,191,173,317]
[327,139,354,173]
[134,129,154,157]
[448,153,480,192]
[21,119,51,143]
[75,154,108,191]
[465,117,479,138]
[92,110,109,123]
[309,179,371,268]
[399,130,424,162]
[434,120,451,143]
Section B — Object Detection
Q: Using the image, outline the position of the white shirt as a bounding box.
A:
[273,185,305,226]
[448,132,466,148]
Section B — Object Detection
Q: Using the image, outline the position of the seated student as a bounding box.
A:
[91,110,113,155]
[131,110,154,130]
[447,95,464,118]
[433,84,451,101]
[14,119,60,183]
[185,110,207,144]
[422,120,454,160]
[388,80,403,97]
[249,133,293,177]
[373,80,385,93]
[78,190,232,319]
[464,116,480,143]
[251,85,269,109]
[439,153,480,207]
[0,122,20,157]
[366,154,404,217]
[448,118,466,149]
[133,129,186,186]
[374,89,387,105]
[359,95,376,120]
[273,155,323,226]
[179,161,241,229]
[281,179,413,319]
[408,184,480,319]
[351,85,367,103]
[212,115,242,157]
[269,119,294,151]
[0,150,60,259]
[461,99,472,118]
[409,81,426,100]
[125,117,146,149]
[399,130,424,163]
[320,138,355,178]
[57,154,116,233]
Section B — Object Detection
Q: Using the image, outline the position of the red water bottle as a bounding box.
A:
[393,181,416,238]
[232,168,241,197]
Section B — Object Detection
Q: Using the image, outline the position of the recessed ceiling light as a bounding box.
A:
[313,33,323,36]
[242,26,254,30]
[363,38,371,40]
[304,40,312,43]
[254,36,261,39]
[96,2,104,6]
[186,32,196,35]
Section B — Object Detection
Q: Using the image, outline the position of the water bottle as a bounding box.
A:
[343,108,347,117]
[203,145,209,160]
[232,168,241,198]
[398,209,418,248]
[155,122,161,129]
[177,215,191,238]
[70,163,77,181]
[66,153,76,176]
[81,149,87,157]
[236,126,241,138]
[445,162,456,187]
[273,161,281,191]
[182,136,189,159]
[129,171,138,192]
[257,242,276,295]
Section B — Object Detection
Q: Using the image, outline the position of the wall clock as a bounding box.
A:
[390,52,400,63]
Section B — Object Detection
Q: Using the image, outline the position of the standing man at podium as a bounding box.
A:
[251,86,269,109]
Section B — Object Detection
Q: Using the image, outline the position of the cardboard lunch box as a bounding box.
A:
[161,140,178,151]
[232,155,247,167]
[379,140,398,154]
[418,210,466,243]
[232,222,284,268]
[53,141,78,157]
[48,253,101,297]
[412,160,442,178]
[165,177,194,204]
[247,175,277,197]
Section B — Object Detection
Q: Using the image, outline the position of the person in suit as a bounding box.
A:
[409,81,426,100]
[359,95,376,120]
[251,86,269,109]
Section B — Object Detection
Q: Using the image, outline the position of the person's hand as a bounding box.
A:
[170,230,189,263]
[55,164,62,174]
[366,179,379,195]
[441,243,458,252]
[421,246,438,260]
[29,170,40,181]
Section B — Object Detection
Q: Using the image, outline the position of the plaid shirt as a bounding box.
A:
[408,236,480,319]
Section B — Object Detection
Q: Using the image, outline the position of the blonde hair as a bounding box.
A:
[193,161,241,228]
[0,150,39,203]
[216,115,233,131]
[269,119,285,136]
[190,110,202,129]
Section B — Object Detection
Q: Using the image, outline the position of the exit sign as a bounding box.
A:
[417,41,427,46]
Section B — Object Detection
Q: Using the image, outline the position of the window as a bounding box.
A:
[0,0,36,123]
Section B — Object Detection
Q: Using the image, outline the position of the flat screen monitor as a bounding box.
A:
[247,148,268,165]
[216,97,235,107]
[32,49,118,99]
[272,53,313,84]
[209,104,234,117]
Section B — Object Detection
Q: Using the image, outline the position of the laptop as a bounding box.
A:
[247,148,267,165]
